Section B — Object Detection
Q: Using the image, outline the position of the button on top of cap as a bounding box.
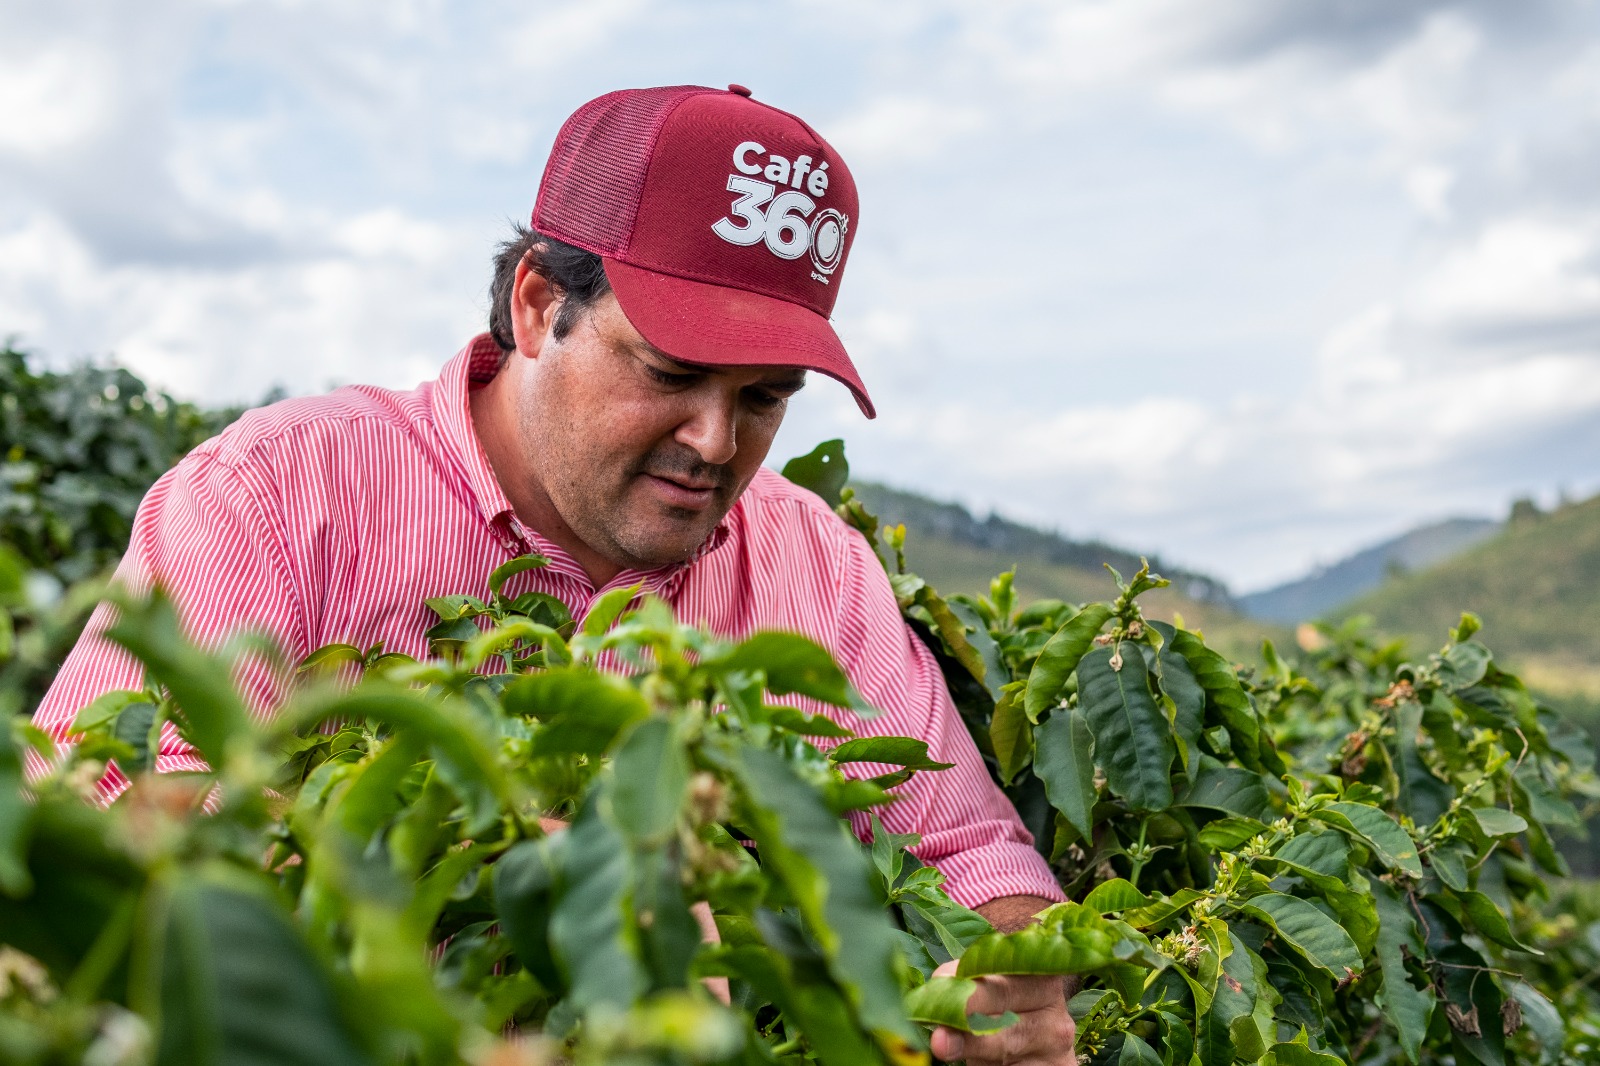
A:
[727,83,753,97]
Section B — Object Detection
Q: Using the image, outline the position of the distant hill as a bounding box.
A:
[1239,517,1500,623]
[852,482,1233,605]
[1340,494,1600,697]
[849,482,1283,660]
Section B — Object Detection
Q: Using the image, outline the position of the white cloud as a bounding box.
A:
[0,45,115,158]
[6,0,1600,593]
[1411,216,1600,324]
[827,97,985,166]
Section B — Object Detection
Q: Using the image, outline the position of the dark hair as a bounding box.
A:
[487,222,612,357]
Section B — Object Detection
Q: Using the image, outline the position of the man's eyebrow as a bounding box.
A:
[623,339,808,390]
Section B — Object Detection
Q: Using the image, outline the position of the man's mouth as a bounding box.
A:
[642,473,719,508]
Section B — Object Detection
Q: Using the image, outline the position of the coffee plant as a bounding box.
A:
[0,437,1590,1066]
[0,344,253,709]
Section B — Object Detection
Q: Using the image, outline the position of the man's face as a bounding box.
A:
[506,289,806,575]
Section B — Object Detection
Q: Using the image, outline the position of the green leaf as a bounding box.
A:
[989,687,1034,786]
[956,921,1117,977]
[492,836,565,993]
[1455,889,1540,953]
[153,876,377,1066]
[716,631,866,711]
[296,643,365,674]
[903,975,1018,1034]
[1076,643,1174,812]
[103,590,249,771]
[781,438,849,506]
[1122,888,1206,930]
[1269,830,1351,890]
[0,730,32,897]
[1508,983,1562,1060]
[1082,878,1151,915]
[1430,843,1470,891]
[1149,621,1204,768]
[1197,925,1268,1066]
[581,582,642,636]
[1033,704,1097,842]
[1261,1043,1344,1066]
[277,686,510,830]
[1120,1033,1163,1065]
[1158,1009,1195,1066]
[423,594,488,621]
[1466,807,1527,838]
[869,813,917,888]
[487,553,549,597]
[610,718,690,846]
[1023,604,1113,720]
[500,670,650,757]
[507,591,572,630]
[1166,627,1271,773]
[548,796,645,1011]
[1197,816,1268,850]
[69,688,147,734]
[1429,916,1508,1066]
[1238,892,1362,978]
[1311,801,1424,878]
[1371,882,1435,1064]
[768,707,855,738]
[1180,759,1270,820]
[946,596,1008,701]
[899,889,992,963]
[1438,641,1491,690]
[707,944,882,1065]
[728,745,914,1041]
[111,701,159,776]
[915,586,996,695]
[828,736,954,772]
[1395,699,1453,827]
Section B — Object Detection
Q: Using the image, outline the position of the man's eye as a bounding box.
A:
[646,365,696,387]
[745,389,785,411]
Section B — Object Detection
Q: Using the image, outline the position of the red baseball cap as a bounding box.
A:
[532,84,874,418]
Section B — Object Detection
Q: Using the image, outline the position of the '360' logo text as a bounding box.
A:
[711,141,848,284]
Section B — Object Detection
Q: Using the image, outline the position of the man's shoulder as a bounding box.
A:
[189,381,438,471]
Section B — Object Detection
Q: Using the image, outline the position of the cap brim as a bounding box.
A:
[603,258,875,419]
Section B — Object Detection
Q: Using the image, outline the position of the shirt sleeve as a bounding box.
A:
[831,530,1064,910]
[28,450,307,798]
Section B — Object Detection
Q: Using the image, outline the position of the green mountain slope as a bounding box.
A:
[849,482,1285,661]
[1340,493,1600,697]
[1239,516,1500,623]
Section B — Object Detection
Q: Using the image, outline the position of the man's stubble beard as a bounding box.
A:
[522,400,737,574]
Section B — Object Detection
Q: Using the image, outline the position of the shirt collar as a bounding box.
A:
[432,333,734,596]
[433,333,519,529]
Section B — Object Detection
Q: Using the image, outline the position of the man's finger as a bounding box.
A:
[942,1004,1075,1065]
[961,973,1067,1016]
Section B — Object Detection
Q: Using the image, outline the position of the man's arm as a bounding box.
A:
[976,894,1057,934]
[831,533,1064,909]
[29,451,305,795]
[823,534,1075,1063]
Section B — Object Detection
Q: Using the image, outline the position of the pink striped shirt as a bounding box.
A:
[31,334,1060,908]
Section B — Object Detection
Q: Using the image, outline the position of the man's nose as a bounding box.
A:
[674,392,738,467]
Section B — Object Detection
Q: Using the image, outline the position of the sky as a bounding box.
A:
[2,0,1598,592]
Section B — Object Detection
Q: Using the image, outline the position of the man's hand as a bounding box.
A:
[927,959,1076,1066]
[927,894,1075,1064]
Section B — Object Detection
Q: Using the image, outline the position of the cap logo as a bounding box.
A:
[710,140,849,285]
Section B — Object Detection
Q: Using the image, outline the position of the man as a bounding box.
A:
[33,84,1074,1065]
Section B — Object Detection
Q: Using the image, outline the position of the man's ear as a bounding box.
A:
[509,256,562,359]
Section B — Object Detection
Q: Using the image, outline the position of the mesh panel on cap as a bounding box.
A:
[534,86,708,255]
